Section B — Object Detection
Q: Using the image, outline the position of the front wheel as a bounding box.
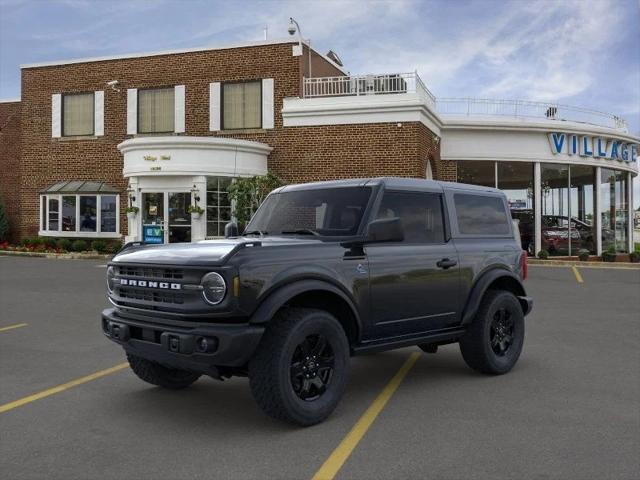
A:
[249,308,350,426]
[459,290,525,375]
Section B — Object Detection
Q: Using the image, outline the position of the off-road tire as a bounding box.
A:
[459,290,524,375]
[249,307,350,426]
[127,354,201,389]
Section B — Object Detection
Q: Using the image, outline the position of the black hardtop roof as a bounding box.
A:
[277,177,504,195]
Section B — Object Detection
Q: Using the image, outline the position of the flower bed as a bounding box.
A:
[0,237,122,255]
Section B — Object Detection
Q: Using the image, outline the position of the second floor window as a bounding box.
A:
[223,81,261,129]
[63,92,94,136]
[138,87,175,133]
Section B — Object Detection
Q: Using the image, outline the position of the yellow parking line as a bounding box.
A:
[311,352,420,480]
[0,363,128,414]
[0,323,28,333]
[571,266,584,283]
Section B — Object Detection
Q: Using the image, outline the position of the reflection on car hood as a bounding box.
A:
[111,236,325,266]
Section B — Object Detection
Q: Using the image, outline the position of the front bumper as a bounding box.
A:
[101,308,264,372]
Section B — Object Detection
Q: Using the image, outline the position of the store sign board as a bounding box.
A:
[143,225,164,244]
[548,132,637,163]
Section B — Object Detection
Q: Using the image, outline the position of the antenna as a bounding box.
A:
[263,25,268,40]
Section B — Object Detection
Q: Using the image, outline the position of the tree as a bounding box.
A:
[227,173,284,227]
[0,196,9,242]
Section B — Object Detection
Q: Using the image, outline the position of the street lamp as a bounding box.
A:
[288,17,312,79]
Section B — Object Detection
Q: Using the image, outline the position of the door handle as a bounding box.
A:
[436,258,457,269]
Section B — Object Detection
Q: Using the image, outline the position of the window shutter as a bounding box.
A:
[51,94,62,138]
[94,91,104,136]
[174,85,185,133]
[127,88,137,134]
[209,82,221,131]
[262,78,274,129]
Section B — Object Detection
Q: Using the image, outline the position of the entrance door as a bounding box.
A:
[141,192,191,243]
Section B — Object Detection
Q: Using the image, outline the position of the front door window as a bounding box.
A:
[168,192,191,243]
[141,192,191,244]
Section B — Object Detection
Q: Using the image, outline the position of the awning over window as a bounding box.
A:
[41,181,120,194]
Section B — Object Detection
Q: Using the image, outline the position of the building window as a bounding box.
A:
[222,81,261,129]
[498,162,535,254]
[138,87,175,133]
[601,169,628,253]
[569,165,596,254]
[206,177,233,237]
[40,192,119,237]
[62,92,94,136]
[457,160,496,187]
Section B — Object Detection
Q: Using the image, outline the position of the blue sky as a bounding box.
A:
[1,0,639,202]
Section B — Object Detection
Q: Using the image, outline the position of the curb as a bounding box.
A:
[528,259,640,269]
[0,250,112,260]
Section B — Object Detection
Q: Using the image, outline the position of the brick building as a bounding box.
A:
[0,38,637,255]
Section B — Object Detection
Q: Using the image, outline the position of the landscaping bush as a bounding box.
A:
[91,240,107,253]
[630,247,640,263]
[39,237,57,249]
[57,238,72,251]
[577,249,590,261]
[0,196,9,242]
[106,240,122,254]
[537,249,549,260]
[71,239,88,252]
[602,245,617,262]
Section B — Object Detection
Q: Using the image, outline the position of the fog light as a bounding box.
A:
[195,336,218,353]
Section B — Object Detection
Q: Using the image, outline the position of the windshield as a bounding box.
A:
[245,187,373,237]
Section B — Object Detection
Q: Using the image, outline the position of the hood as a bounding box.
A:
[111,236,324,266]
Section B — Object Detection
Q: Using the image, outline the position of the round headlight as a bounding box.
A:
[106,266,115,293]
[201,272,226,305]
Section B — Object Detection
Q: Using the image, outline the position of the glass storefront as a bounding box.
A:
[457,160,630,256]
[206,177,233,237]
[601,169,629,253]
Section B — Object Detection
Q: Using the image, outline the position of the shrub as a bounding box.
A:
[39,237,57,249]
[71,239,88,252]
[577,249,590,261]
[106,241,123,254]
[91,240,107,253]
[57,238,72,251]
[629,250,640,263]
[602,245,617,262]
[227,173,285,226]
[0,196,9,242]
[537,249,549,260]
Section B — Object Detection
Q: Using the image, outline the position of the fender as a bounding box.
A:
[248,278,362,335]
[461,268,530,325]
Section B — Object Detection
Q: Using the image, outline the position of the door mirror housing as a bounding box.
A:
[364,217,404,243]
[224,222,239,238]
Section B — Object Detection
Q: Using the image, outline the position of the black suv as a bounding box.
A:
[102,178,532,426]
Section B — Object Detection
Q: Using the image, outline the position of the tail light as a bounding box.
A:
[520,250,528,280]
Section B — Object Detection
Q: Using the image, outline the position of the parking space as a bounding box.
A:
[1,257,639,480]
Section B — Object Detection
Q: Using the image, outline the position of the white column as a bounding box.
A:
[628,172,634,253]
[191,175,207,242]
[595,166,602,256]
[534,162,541,255]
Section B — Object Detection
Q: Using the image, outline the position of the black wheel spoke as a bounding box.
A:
[310,336,327,357]
[289,334,335,402]
[290,361,304,378]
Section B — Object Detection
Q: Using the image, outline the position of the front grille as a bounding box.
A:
[119,286,184,305]
[116,266,184,280]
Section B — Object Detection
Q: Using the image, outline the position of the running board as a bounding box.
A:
[352,328,466,355]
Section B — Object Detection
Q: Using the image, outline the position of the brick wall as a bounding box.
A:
[15,41,441,240]
[0,101,21,241]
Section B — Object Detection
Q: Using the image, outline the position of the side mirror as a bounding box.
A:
[224,222,239,238]
[365,217,404,243]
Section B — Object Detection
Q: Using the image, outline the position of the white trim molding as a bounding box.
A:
[94,90,104,136]
[209,82,221,131]
[118,136,272,178]
[51,93,62,138]
[127,88,137,135]
[174,85,186,133]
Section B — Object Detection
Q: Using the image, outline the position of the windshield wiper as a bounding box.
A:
[280,229,320,236]
[243,230,268,236]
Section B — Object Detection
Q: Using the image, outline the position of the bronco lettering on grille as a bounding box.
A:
[119,279,181,290]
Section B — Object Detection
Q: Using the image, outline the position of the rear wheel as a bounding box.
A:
[127,354,201,389]
[249,308,349,426]
[459,290,524,375]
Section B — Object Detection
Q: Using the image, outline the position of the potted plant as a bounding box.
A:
[629,247,640,263]
[187,204,204,219]
[577,249,590,261]
[537,249,549,260]
[602,245,617,262]
[125,206,139,221]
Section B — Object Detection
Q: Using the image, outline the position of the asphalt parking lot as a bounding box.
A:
[1,256,639,480]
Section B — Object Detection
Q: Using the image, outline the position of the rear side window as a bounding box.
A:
[454,193,510,235]
[375,191,445,243]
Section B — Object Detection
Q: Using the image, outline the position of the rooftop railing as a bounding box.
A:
[302,73,627,132]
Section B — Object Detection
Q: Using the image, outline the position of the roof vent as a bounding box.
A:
[326,50,343,67]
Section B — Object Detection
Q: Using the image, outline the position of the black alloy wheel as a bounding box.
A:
[489,308,514,356]
[290,334,335,401]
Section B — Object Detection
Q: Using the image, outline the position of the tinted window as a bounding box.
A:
[375,191,445,243]
[454,193,510,235]
[246,187,372,237]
